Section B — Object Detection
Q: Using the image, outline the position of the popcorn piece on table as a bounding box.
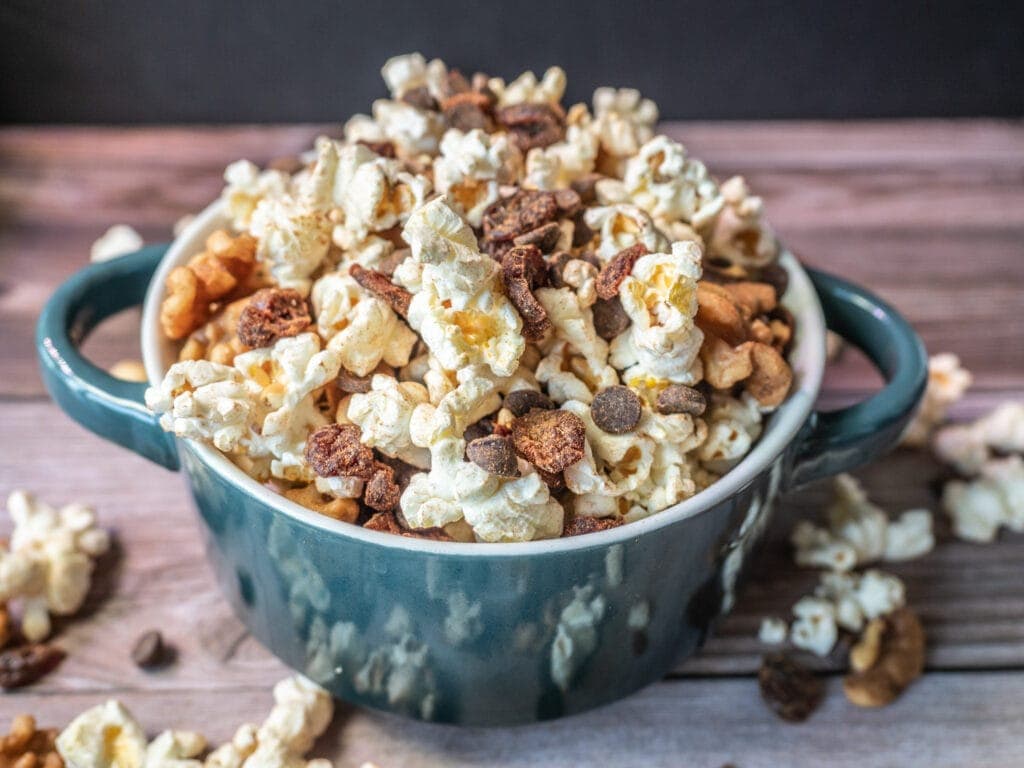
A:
[901,353,972,447]
[933,400,1024,475]
[90,224,144,263]
[758,617,788,645]
[942,455,1024,543]
[0,491,110,642]
[0,714,63,768]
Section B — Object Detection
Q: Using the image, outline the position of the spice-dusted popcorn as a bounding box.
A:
[902,353,972,447]
[0,491,111,642]
[148,53,797,540]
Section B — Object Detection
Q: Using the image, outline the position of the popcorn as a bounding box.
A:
[622,136,723,227]
[584,203,669,262]
[0,491,111,642]
[902,353,973,447]
[433,129,516,226]
[311,270,417,376]
[759,617,788,645]
[348,374,432,468]
[380,52,447,100]
[562,399,655,501]
[790,597,837,657]
[707,176,778,268]
[523,104,599,190]
[697,394,764,471]
[221,160,290,231]
[932,400,1024,475]
[490,66,567,106]
[401,198,525,377]
[623,410,705,519]
[791,474,934,571]
[346,98,446,158]
[591,87,659,168]
[56,700,151,768]
[90,224,144,262]
[942,455,1024,542]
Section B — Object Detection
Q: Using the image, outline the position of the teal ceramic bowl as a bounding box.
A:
[38,201,926,725]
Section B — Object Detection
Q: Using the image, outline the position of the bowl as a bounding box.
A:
[38,199,926,725]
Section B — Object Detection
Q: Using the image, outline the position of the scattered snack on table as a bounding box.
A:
[843,607,925,708]
[901,353,972,447]
[90,225,144,263]
[55,675,332,768]
[0,714,64,768]
[758,653,824,723]
[0,491,110,642]
[145,53,797,541]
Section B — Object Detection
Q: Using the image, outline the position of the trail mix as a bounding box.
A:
[145,53,795,542]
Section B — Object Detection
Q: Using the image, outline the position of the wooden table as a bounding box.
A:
[1,121,1022,767]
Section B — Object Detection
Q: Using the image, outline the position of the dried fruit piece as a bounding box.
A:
[495,103,566,152]
[131,629,170,670]
[746,342,793,408]
[400,86,438,111]
[844,608,926,708]
[482,190,559,243]
[595,244,648,300]
[758,653,824,723]
[592,296,632,340]
[363,512,454,541]
[305,424,376,480]
[590,386,642,434]
[502,245,551,340]
[563,514,624,537]
[512,409,586,474]
[441,91,494,132]
[0,644,65,690]
[656,385,707,416]
[236,288,311,348]
[349,264,413,318]
[504,389,555,417]
[364,465,402,512]
[696,282,747,346]
[512,221,561,253]
[466,435,520,478]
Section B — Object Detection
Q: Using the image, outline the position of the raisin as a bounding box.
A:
[349,264,413,318]
[758,654,824,723]
[236,288,311,348]
[656,385,707,416]
[595,244,648,300]
[305,424,376,479]
[495,103,566,152]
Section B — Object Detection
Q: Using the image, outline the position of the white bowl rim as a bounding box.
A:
[142,199,825,557]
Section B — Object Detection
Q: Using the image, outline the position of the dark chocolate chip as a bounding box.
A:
[466,435,520,477]
[504,389,555,417]
[131,630,171,670]
[592,296,631,339]
[590,385,643,434]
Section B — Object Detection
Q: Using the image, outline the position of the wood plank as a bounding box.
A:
[1,395,1022,698]
[3,672,1023,768]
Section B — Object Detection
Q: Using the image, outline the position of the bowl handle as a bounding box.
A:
[785,268,927,489]
[36,244,180,471]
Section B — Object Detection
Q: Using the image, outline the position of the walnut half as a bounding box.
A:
[843,607,925,707]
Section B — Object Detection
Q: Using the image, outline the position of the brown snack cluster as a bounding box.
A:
[482,189,559,246]
[364,511,454,541]
[0,645,65,690]
[595,244,648,300]
[236,288,312,348]
[591,296,632,340]
[335,369,374,394]
[305,424,377,479]
[364,464,402,512]
[349,263,413,318]
[758,653,824,723]
[511,409,586,474]
[400,86,438,112]
[656,384,707,416]
[494,103,566,152]
[0,715,63,768]
[843,608,926,708]
[563,514,624,537]
[501,245,551,340]
[512,221,561,253]
[177,296,250,365]
[590,386,642,434]
[504,389,555,417]
[160,231,258,340]
[466,435,520,477]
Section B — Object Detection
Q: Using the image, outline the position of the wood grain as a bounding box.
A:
[0,121,1022,763]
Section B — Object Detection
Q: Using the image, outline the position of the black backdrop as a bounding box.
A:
[1,0,1021,123]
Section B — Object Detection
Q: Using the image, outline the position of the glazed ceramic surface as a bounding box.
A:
[38,201,927,724]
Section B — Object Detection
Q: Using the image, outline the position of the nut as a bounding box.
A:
[504,389,555,417]
[0,714,63,768]
[283,485,360,523]
[843,607,925,708]
[746,342,793,408]
[177,296,250,365]
[304,424,376,480]
[656,385,707,416]
[236,288,311,348]
[494,103,566,152]
[0,644,65,690]
[758,653,824,723]
[849,618,885,673]
[501,245,551,341]
[695,281,747,346]
[466,435,520,478]
[700,334,754,390]
[511,409,586,474]
[595,244,648,300]
[349,264,413,318]
[590,386,642,434]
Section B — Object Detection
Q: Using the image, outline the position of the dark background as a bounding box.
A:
[1,0,1021,124]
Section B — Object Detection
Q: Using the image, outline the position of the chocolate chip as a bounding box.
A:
[512,221,562,253]
[305,424,376,479]
[758,653,824,723]
[0,644,65,689]
[349,263,413,318]
[400,86,438,111]
[512,409,586,473]
[495,103,566,152]
[467,435,520,477]
[656,385,707,416]
[591,386,643,434]
[131,630,170,670]
[756,262,789,297]
[504,389,554,417]
[595,244,648,300]
[572,210,595,248]
[592,296,631,339]
[236,288,311,348]
[336,369,373,394]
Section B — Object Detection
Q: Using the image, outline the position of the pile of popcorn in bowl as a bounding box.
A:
[145,53,795,543]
